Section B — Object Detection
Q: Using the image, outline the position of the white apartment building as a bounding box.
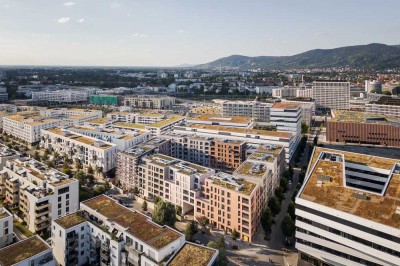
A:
[135,113,165,125]
[124,95,176,110]
[0,158,79,233]
[0,207,13,248]
[270,102,302,148]
[40,108,103,127]
[173,124,296,162]
[222,100,273,122]
[272,87,299,98]
[31,90,90,103]
[138,154,215,214]
[67,126,151,151]
[52,195,185,266]
[0,235,55,266]
[281,99,315,126]
[146,115,185,136]
[3,113,60,144]
[41,128,118,173]
[296,147,400,266]
[106,112,136,123]
[296,88,313,98]
[312,81,350,110]
[0,145,20,170]
[187,114,253,128]
[365,102,400,118]
[84,117,114,129]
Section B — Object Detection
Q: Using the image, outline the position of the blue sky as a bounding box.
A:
[0,0,399,66]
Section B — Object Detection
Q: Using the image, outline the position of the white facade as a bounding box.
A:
[365,103,400,118]
[222,100,272,122]
[0,208,13,248]
[281,99,315,126]
[124,95,175,110]
[41,128,118,173]
[106,112,136,123]
[270,103,302,149]
[312,81,350,110]
[31,90,90,103]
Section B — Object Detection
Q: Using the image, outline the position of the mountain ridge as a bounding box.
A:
[196,43,400,70]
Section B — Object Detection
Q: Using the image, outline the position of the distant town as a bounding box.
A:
[0,66,399,266]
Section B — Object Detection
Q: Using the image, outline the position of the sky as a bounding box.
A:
[0,0,400,66]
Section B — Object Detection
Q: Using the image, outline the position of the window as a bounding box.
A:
[58,196,61,202]
[80,251,84,256]
[66,194,69,199]
[81,226,84,231]
[58,210,61,215]
[81,234,84,239]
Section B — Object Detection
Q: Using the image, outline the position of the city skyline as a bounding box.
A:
[0,0,400,66]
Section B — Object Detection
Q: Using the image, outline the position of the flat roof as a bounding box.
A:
[272,102,302,109]
[82,195,182,249]
[149,115,184,128]
[147,154,210,174]
[189,124,292,138]
[167,243,217,266]
[114,122,146,130]
[209,172,257,196]
[0,236,50,266]
[0,209,10,219]
[54,212,86,229]
[189,114,252,124]
[300,147,400,228]
[331,110,400,124]
[87,118,109,124]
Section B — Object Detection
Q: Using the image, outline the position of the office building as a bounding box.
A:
[270,102,302,147]
[365,80,382,93]
[296,147,400,266]
[326,110,400,147]
[0,86,8,103]
[51,195,185,266]
[0,158,79,233]
[41,128,118,173]
[0,236,54,266]
[312,81,350,110]
[124,95,175,110]
[365,96,400,118]
[222,100,272,122]
[281,99,315,126]
[31,90,90,103]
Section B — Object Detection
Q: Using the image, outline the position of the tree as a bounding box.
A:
[301,123,309,134]
[133,187,139,195]
[34,151,40,161]
[231,229,240,240]
[142,200,148,212]
[176,205,182,215]
[288,201,296,220]
[280,177,288,193]
[383,91,392,96]
[152,201,176,227]
[392,86,400,95]
[313,136,318,146]
[86,174,95,184]
[198,216,209,230]
[184,221,197,242]
[87,165,94,175]
[153,196,162,205]
[62,167,72,177]
[42,150,49,161]
[74,170,87,185]
[281,214,295,238]
[260,207,273,234]
[288,165,294,178]
[275,186,285,202]
[268,196,281,216]
[207,235,228,266]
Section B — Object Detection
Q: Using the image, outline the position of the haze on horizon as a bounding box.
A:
[1,0,399,67]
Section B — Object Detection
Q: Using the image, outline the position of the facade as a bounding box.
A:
[41,128,118,173]
[106,112,135,123]
[116,138,171,191]
[31,90,90,103]
[187,114,253,128]
[312,81,350,110]
[173,124,295,162]
[124,95,175,110]
[39,108,103,127]
[296,147,400,266]
[326,110,400,147]
[146,115,185,136]
[3,113,60,144]
[0,158,79,233]
[138,154,215,214]
[0,207,13,248]
[282,99,315,126]
[222,100,272,122]
[365,96,400,118]
[270,102,302,148]
[195,172,262,242]
[365,80,382,93]
[90,95,119,106]
[135,113,165,125]
[67,126,151,151]
[0,236,55,266]
[272,87,299,98]
[52,195,185,266]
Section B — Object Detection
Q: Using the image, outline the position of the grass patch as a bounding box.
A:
[14,220,35,237]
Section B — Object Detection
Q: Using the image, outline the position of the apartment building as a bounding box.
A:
[135,113,165,125]
[0,207,13,248]
[84,117,114,129]
[187,114,253,128]
[195,172,262,242]
[272,87,299,98]
[52,195,185,266]
[146,115,185,136]
[0,146,20,170]
[3,113,60,144]
[234,144,285,199]
[67,126,151,151]
[281,99,315,126]
[365,96,400,118]
[106,112,135,123]
[39,108,102,127]
[116,138,171,191]
[124,95,176,110]
[312,81,350,110]
[173,124,295,162]
[296,147,400,266]
[165,242,218,266]
[0,158,79,233]
[327,110,400,147]
[138,154,215,214]
[210,138,247,173]
[41,128,118,173]
[222,100,272,122]
[31,90,90,103]
[0,235,55,266]
[270,102,302,147]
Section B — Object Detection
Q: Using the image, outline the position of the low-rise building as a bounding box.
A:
[0,158,79,233]
[165,242,218,266]
[146,115,185,136]
[135,113,165,125]
[41,128,118,173]
[52,195,185,266]
[0,235,55,266]
[296,147,400,266]
[124,95,176,110]
[106,112,136,123]
[31,90,90,103]
[187,114,253,128]
[0,207,13,248]
[365,96,400,118]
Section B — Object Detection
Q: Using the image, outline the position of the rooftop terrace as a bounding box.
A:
[0,236,50,266]
[167,243,217,266]
[149,115,184,128]
[189,124,292,138]
[300,147,400,228]
[82,195,181,249]
[210,172,257,195]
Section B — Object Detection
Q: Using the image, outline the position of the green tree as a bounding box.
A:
[87,165,94,175]
[184,221,197,242]
[280,177,288,193]
[176,205,182,215]
[281,214,295,237]
[301,122,309,134]
[275,186,285,202]
[74,170,87,185]
[288,201,296,220]
[207,235,228,266]
[42,150,49,161]
[62,167,72,177]
[86,174,95,184]
[383,91,392,95]
[153,196,162,205]
[142,200,148,212]
[260,207,273,234]
[133,187,139,195]
[33,150,40,160]
[152,201,176,227]
[231,229,240,240]
[198,216,209,230]
[268,196,281,216]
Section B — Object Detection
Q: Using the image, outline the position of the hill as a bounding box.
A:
[197,43,400,70]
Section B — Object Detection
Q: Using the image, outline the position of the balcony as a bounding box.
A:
[35,221,50,231]
[35,208,50,217]
[35,202,50,211]
[67,241,79,251]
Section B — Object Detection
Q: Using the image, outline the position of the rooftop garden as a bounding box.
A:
[0,236,49,266]
[169,243,217,266]
[55,211,86,229]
